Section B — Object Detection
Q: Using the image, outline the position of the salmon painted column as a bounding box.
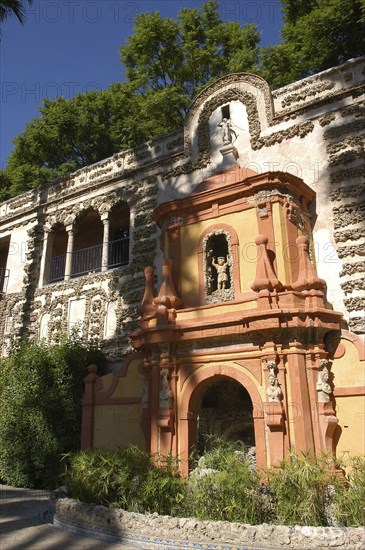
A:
[286,346,315,452]
[156,353,175,457]
[149,355,161,456]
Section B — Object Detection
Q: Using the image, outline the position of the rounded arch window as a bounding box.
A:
[108,202,130,268]
[72,209,103,276]
[47,223,67,283]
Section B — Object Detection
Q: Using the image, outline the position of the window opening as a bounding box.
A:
[48,225,67,283]
[72,210,103,276]
[221,104,230,120]
[108,203,130,268]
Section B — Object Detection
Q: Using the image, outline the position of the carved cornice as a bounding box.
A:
[131,290,343,349]
[154,169,315,228]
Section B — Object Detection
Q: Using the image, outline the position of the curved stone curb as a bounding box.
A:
[51,495,365,550]
[53,516,253,550]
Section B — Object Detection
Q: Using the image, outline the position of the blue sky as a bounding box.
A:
[0,1,283,168]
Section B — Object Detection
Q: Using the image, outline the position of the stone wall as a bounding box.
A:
[0,174,160,361]
[52,496,365,550]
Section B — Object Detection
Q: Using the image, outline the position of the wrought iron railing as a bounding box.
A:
[108,237,129,268]
[0,267,9,294]
[71,243,103,276]
[49,253,67,283]
[47,237,129,283]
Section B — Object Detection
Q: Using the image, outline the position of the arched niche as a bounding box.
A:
[198,224,240,304]
[184,73,273,161]
[39,313,50,343]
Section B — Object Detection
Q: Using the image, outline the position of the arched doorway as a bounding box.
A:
[179,367,265,475]
[196,378,255,454]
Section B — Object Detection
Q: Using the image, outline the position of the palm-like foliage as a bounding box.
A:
[0,0,33,24]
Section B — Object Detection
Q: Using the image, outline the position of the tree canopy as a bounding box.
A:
[261,0,365,88]
[120,1,260,101]
[0,0,33,24]
[1,0,364,200]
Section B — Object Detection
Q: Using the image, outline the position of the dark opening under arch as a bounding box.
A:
[196,378,255,454]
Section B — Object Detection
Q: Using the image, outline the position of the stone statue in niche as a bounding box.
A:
[218,118,238,145]
[204,232,234,303]
[212,256,230,290]
[159,369,173,409]
[316,359,332,402]
[266,361,283,402]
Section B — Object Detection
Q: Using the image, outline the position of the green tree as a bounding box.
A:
[0,0,33,24]
[121,0,260,112]
[261,0,365,88]
[0,337,106,488]
[2,84,164,198]
[2,1,260,199]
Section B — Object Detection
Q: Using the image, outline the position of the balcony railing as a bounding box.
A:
[48,253,67,283]
[108,238,129,268]
[0,267,10,294]
[71,243,103,276]
[48,237,129,283]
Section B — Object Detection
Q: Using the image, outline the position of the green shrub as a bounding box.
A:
[185,440,264,523]
[141,461,187,516]
[64,446,186,515]
[0,337,106,489]
[265,451,341,526]
[62,440,365,527]
[335,455,365,527]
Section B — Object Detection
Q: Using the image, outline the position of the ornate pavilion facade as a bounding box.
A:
[1,58,364,471]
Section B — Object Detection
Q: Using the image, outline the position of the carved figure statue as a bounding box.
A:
[217,118,237,144]
[212,256,229,290]
[316,361,332,402]
[266,360,283,402]
[267,373,283,402]
[159,369,173,408]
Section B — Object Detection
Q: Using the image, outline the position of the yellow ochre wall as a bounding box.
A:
[92,358,146,450]
[332,340,364,388]
[335,396,365,457]
[332,339,365,458]
[98,359,143,398]
[93,403,146,450]
[272,202,291,286]
[179,209,259,303]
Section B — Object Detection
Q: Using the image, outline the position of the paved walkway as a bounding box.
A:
[0,485,138,549]
[1,485,283,550]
